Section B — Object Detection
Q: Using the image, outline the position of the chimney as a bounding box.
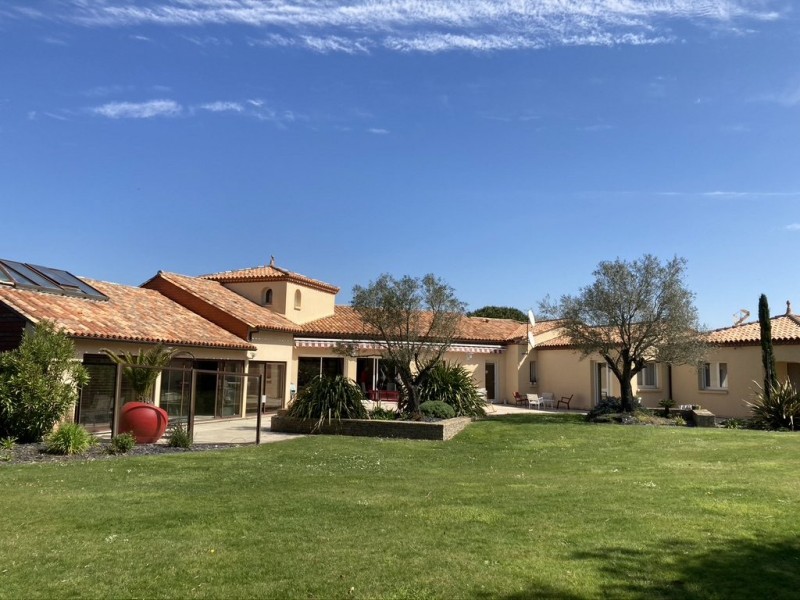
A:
[269,255,275,267]
[787,300,793,316]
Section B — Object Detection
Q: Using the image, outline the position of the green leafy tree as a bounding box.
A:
[468,306,527,322]
[759,294,778,402]
[541,255,705,412]
[0,321,89,443]
[352,274,465,414]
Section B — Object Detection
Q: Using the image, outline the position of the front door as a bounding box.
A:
[485,363,496,401]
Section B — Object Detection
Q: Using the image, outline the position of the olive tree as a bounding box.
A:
[352,274,465,414]
[541,255,705,412]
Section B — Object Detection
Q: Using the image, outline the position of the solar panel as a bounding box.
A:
[2,260,61,290]
[0,259,108,301]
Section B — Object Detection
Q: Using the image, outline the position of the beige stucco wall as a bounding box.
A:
[533,349,628,411]
[250,330,296,407]
[221,280,336,325]
[284,282,336,324]
[667,344,800,418]
[224,280,289,313]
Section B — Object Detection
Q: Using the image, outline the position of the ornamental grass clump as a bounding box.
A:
[108,432,136,455]
[45,423,97,455]
[747,380,800,431]
[417,361,485,417]
[166,423,192,448]
[288,375,368,430]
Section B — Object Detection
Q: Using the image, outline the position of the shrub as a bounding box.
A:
[0,436,15,451]
[419,401,456,419]
[672,416,687,427]
[0,321,89,443]
[747,380,800,430]
[45,423,97,455]
[288,375,368,429]
[369,406,398,421]
[108,432,136,454]
[722,418,748,429]
[658,398,676,417]
[587,396,643,422]
[166,423,192,448]
[417,362,485,417]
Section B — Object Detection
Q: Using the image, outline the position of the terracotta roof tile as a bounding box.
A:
[705,314,800,345]
[153,272,301,332]
[0,280,254,350]
[201,264,339,294]
[301,307,559,344]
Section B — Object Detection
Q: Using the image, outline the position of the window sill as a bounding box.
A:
[699,389,729,395]
[637,388,661,393]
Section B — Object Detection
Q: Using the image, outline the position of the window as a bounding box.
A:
[263,288,273,305]
[637,363,658,388]
[297,357,344,391]
[294,289,302,310]
[529,361,537,384]
[700,362,728,390]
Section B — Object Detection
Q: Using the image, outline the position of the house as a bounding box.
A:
[1,257,796,427]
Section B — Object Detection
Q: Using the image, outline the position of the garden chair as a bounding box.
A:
[557,394,574,410]
[513,392,527,406]
[540,392,555,409]
[526,394,544,410]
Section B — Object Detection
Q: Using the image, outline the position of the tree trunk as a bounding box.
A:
[619,366,635,413]
[398,370,419,415]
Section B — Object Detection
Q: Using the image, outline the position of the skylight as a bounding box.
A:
[0,259,108,301]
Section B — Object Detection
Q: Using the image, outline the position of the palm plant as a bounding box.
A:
[747,380,800,430]
[101,344,178,403]
[417,361,485,417]
[287,375,368,430]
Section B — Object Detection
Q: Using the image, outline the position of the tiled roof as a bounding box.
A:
[301,307,559,344]
[0,279,254,350]
[535,314,800,349]
[705,314,800,345]
[152,272,301,332]
[201,263,339,294]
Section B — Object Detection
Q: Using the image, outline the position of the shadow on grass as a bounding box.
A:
[475,536,800,599]
[480,413,587,426]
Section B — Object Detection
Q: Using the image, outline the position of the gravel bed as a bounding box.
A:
[1,441,244,466]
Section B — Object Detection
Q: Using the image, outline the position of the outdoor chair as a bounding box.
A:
[526,394,544,410]
[557,394,574,410]
[540,392,555,409]
[513,392,527,406]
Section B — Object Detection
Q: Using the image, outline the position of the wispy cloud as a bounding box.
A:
[756,84,800,107]
[786,223,800,231]
[367,128,390,135]
[198,101,244,113]
[92,99,182,119]
[41,1,784,54]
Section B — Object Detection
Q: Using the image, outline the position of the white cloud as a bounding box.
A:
[199,101,244,113]
[92,99,182,119]
[49,1,784,54]
[786,224,800,231]
[367,128,390,135]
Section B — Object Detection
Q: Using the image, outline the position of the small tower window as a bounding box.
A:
[294,289,302,310]
[264,288,273,305]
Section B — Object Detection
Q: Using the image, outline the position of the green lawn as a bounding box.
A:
[2,414,800,599]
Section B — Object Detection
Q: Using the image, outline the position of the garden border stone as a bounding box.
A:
[270,415,472,440]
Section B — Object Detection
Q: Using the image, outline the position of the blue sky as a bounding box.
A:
[1,1,798,329]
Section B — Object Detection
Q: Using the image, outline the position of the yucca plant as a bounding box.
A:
[101,344,178,403]
[747,380,800,430]
[288,375,368,430]
[417,361,485,417]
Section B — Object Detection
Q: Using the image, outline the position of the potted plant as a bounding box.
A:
[102,344,178,443]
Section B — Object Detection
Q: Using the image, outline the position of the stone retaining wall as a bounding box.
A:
[270,415,472,441]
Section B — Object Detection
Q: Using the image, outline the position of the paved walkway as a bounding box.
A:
[189,403,584,443]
